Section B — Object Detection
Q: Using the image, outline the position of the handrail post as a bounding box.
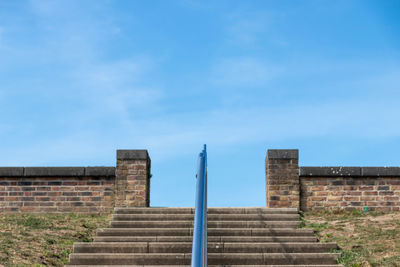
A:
[191,145,208,267]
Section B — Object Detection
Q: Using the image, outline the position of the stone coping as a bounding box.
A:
[117,150,149,160]
[267,149,299,159]
[300,166,400,177]
[0,167,115,177]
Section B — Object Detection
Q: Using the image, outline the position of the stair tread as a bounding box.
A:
[70,252,341,256]
[75,242,336,246]
[96,227,314,237]
[68,207,340,266]
[109,221,300,229]
[67,265,343,267]
[112,214,299,220]
[93,236,318,242]
[73,242,338,254]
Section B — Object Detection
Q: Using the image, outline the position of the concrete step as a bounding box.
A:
[73,242,337,254]
[68,253,340,265]
[93,236,318,243]
[112,214,299,221]
[109,221,299,229]
[113,207,298,215]
[66,265,343,267]
[96,228,315,237]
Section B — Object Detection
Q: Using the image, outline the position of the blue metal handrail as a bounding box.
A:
[191,144,207,267]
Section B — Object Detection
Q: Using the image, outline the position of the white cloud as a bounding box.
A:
[29,0,60,15]
[2,1,399,168]
[210,57,281,87]
[24,0,164,126]
[224,9,287,48]
[119,90,400,162]
[226,14,268,46]
[3,94,400,166]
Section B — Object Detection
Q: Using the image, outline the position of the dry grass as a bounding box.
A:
[0,213,111,266]
[1,210,399,266]
[301,210,400,267]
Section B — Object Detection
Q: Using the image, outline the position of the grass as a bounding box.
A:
[301,210,400,267]
[0,213,111,266]
[1,210,399,266]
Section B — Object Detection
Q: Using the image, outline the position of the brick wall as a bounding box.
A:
[265,150,299,209]
[266,149,400,211]
[115,150,151,207]
[300,167,400,212]
[0,149,151,213]
[0,167,115,213]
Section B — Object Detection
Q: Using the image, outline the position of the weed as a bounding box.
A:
[303,211,400,267]
[0,213,110,266]
[15,215,49,229]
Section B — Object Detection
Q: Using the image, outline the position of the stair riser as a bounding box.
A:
[93,236,318,243]
[74,243,337,254]
[113,208,298,215]
[112,214,299,221]
[66,266,343,267]
[69,255,187,265]
[97,229,190,236]
[69,254,339,265]
[109,221,299,228]
[96,229,314,237]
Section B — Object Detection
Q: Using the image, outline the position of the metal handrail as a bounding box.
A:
[191,144,207,267]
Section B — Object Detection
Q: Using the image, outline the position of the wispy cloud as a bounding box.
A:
[210,57,281,87]
[224,9,288,48]
[26,0,163,120]
[0,0,165,165]
[226,12,270,46]
[1,0,399,171]
[136,97,400,158]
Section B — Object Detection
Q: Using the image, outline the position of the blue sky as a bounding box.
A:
[1,0,399,207]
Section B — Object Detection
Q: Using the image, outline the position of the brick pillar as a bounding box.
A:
[115,150,151,207]
[266,149,299,209]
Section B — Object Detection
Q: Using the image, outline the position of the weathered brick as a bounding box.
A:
[327,196,342,201]
[311,196,326,201]
[21,187,35,191]
[48,181,62,186]
[32,192,47,196]
[359,186,373,191]
[75,186,90,191]
[379,191,394,196]
[37,186,51,191]
[364,191,378,196]
[67,197,80,201]
[35,197,50,201]
[332,180,344,186]
[6,196,20,201]
[39,202,54,206]
[360,196,376,201]
[344,196,359,201]
[62,181,78,186]
[384,196,399,201]
[314,191,328,196]
[62,192,77,196]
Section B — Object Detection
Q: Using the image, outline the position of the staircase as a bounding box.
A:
[67,207,342,266]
